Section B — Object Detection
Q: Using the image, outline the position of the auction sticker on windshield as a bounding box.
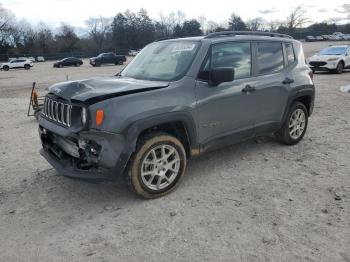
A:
[172,43,196,52]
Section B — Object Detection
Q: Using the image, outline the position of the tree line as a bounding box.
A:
[1,3,350,59]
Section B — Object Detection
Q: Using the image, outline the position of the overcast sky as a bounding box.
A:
[2,0,350,28]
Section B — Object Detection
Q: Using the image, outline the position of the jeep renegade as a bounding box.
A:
[39,31,315,198]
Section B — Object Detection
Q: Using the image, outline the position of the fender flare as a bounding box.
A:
[281,86,315,126]
[122,111,199,157]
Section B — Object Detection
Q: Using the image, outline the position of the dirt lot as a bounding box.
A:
[0,41,349,262]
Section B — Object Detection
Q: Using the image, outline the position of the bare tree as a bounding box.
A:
[286,5,310,30]
[158,10,186,37]
[246,17,266,31]
[267,20,284,31]
[0,3,15,47]
[85,16,111,52]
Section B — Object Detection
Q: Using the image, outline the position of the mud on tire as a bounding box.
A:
[126,132,187,199]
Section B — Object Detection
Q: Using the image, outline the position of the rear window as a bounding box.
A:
[285,43,295,65]
[257,42,284,75]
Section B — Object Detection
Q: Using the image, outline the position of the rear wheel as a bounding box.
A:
[24,64,30,70]
[277,102,308,145]
[126,133,187,198]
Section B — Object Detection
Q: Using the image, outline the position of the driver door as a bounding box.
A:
[10,59,19,68]
[195,41,257,150]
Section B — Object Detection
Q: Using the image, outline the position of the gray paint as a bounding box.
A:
[39,35,315,180]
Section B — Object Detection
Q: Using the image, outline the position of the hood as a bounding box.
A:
[48,76,169,104]
[309,54,340,61]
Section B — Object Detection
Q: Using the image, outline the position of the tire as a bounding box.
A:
[276,102,308,145]
[126,133,187,199]
[24,64,30,70]
[59,64,63,68]
[118,60,123,65]
[335,62,344,74]
[3,66,9,71]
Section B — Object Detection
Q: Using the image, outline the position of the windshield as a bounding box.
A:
[319,47,347,55]
[121,41,200,81]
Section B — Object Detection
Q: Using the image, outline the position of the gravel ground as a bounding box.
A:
[0,42,349,262]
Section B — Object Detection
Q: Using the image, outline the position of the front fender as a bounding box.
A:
[122,111,199,155]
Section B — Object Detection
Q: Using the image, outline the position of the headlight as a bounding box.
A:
[81,107,88,125]
[327,58,338,62]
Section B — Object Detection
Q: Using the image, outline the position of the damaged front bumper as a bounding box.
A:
[39,117,130,181]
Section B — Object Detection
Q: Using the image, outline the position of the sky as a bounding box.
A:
[2,0,350,28]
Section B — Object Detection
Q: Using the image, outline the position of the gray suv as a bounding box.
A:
[39,31,315,198]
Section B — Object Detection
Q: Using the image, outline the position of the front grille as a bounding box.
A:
[309,61,327,67]
[43,97,72,127]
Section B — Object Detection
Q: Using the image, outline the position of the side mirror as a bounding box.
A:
[209,67,234,86]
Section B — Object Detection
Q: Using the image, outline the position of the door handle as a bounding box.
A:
[242,85,256,93]
[282,78,294,84]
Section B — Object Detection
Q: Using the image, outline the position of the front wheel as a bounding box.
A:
[276,102,308,145]
[3,66,9,71]
[24,64,30,70]
[126,133,187,198]
[335,62,344,74]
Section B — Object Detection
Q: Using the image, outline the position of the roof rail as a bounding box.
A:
[204,31,293,39]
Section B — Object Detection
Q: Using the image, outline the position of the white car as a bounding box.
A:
[36,56,45,62]
[128,50,139,56]
[307,45,350,74]
[0,58,34,71]
[28,57,35,62]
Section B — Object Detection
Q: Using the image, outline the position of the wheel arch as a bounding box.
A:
[123,112,199,160]
[281,86,315,127]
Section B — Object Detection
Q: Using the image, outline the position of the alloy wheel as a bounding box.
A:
[289,108,306,140]
[140,144,180,191]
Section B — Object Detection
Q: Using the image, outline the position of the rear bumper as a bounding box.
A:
[39,118,131,181]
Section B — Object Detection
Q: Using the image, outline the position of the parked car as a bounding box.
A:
[89,52,126,66]
[128,50,139,56]
[36,56,45,62]
[315,36,324,41]
[28,57,36,62]
[305,36,315,42]
[0,58,33,71]
[53,57,83,68]
[321,35,331,40]
[307,45,350,73]
[39,31,315,198]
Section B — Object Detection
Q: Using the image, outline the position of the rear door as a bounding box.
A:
[250,41,292,134]
[105,53,114,63]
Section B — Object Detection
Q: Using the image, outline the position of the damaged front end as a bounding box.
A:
[38,93,129,180]
[39,124,128,180]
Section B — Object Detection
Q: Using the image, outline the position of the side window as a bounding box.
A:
[212,42,251,79]
[257,42,284,75]
[11,60,18,63]
[198,42,251,81]
[285,43,296,65]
